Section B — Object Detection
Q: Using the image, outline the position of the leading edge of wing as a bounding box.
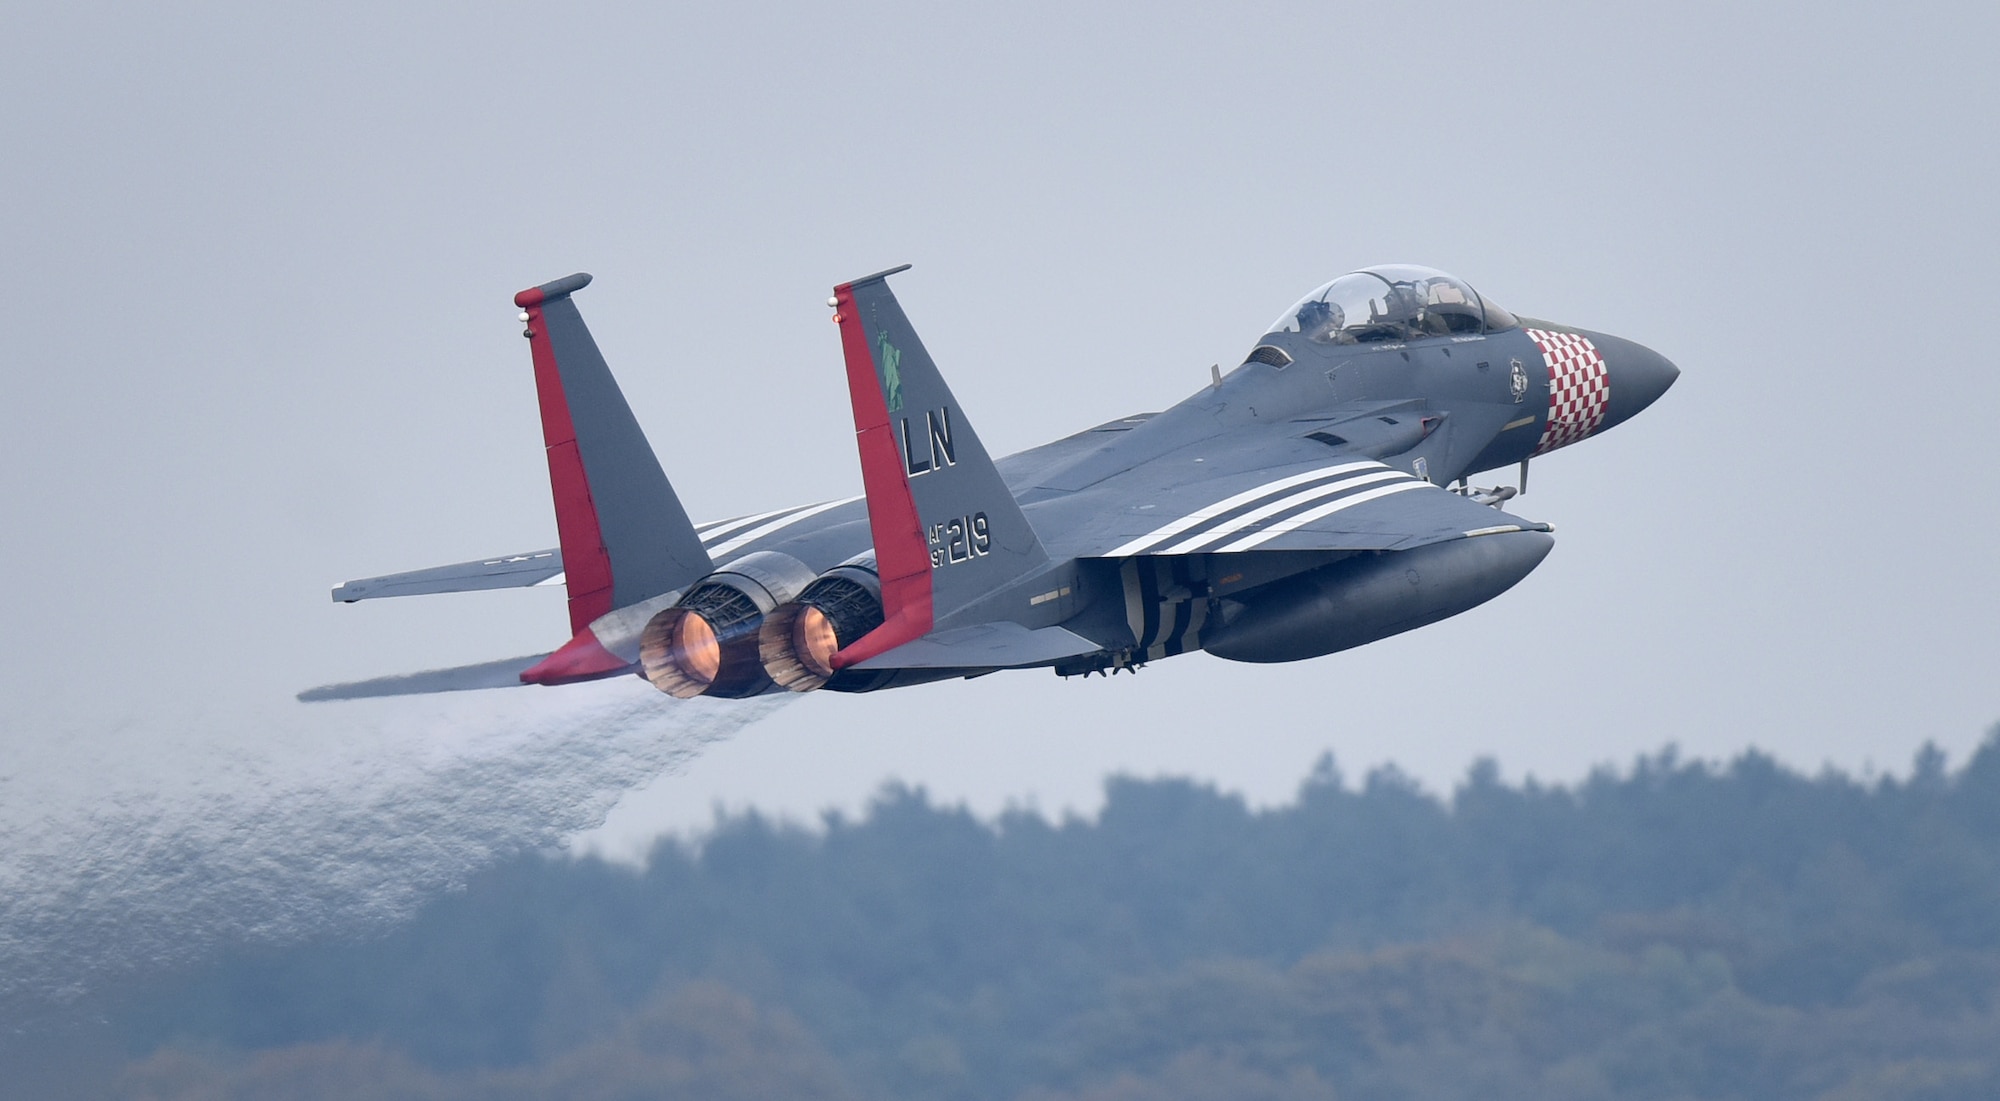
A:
[1088,459,1550,559]
[332,549,564,602]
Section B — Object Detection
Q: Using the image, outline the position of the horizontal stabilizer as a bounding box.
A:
[850,622,1100,671]
[297,654,554,701]
[332,549,563,602]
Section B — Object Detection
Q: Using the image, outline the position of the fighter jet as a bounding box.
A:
[303,264,1676,701]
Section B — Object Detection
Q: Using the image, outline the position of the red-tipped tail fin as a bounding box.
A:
[516,274,712,636]
[827,267,1049,669]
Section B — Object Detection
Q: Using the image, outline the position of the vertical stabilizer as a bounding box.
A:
[515,274,712,636]
[829,266,1050,668]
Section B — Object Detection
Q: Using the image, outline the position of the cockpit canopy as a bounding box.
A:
[1269,265,1517,345]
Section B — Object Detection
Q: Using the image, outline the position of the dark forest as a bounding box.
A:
[22,729,2000,1101]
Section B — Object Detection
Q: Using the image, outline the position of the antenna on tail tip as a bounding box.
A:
[513,272,594,309]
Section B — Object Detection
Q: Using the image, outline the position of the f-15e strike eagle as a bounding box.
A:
[303,264,1677,701]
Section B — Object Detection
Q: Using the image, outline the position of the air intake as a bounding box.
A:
[1243,345,1293,368]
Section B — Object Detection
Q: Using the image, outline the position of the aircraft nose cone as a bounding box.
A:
[1584,330,1679,432]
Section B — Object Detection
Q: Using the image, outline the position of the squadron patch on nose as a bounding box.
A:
[1528,329,1609,455]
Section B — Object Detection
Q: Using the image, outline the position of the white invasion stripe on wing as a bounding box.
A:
[534,571,567,587]
[1158,469,1413,554]
[1104,460,1386,558]
[699,503,815,544]
[707,495,863,558]
[1212,481,1431,553]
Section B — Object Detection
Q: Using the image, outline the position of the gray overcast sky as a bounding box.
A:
[3,2,1996,858]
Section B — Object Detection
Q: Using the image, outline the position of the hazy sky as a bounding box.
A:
[4,2,1996,861]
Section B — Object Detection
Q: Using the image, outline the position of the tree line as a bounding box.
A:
[26,728,2000,1100]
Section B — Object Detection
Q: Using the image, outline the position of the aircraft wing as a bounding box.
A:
[1092,457,1548,559]
[839,462,1541,673]
[331,549,564,602]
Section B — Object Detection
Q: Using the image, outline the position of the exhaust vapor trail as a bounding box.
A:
[0,678,785,1000]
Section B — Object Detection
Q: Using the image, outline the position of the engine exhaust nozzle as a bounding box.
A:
[637,551,817,698]
[758,559,884,692]
[639,607,730,698]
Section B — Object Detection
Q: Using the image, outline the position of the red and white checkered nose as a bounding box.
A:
[1527,328,1678,454]
[1527,329,1611,456]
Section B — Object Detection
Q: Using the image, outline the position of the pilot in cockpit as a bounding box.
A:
[1374,282,1424,331]
[1295,298,1344,343]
